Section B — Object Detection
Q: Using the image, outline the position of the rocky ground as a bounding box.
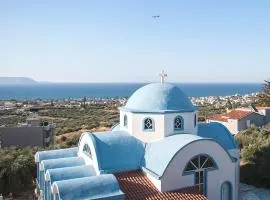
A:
[240,183,270,200]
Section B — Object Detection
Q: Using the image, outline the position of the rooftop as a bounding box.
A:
[209,110,253,122]
[114,170,206,200]
[121,83,196,113]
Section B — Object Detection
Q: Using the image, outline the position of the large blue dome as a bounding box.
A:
[123,83,196,113]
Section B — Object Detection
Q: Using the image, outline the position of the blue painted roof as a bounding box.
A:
[144,134,205,178]
[121,83,196,113]
[90,131,145,173]
[53,174,124,200]
[35,147,78,163]
[198,122,238,150]
[41,157,85,172]
[46,165,96,183]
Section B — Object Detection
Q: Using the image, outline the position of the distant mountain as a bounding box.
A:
[0,77,38,84]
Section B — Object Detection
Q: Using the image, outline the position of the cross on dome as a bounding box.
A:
[159,70,167,84]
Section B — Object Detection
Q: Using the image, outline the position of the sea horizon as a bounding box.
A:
[0,82,263,100]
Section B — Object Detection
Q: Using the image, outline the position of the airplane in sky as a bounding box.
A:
[152,15,160,18]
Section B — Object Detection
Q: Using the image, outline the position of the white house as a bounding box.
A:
[208,107,270,135]
[35,77,239,200]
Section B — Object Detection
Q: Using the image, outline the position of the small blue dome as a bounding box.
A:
[124,83,195,113]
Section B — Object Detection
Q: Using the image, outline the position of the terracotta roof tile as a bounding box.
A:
[114,170,207,200]
[209,114,228,122]
[209,110,253,122]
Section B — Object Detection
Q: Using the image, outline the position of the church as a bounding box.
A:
[35,73,239,200]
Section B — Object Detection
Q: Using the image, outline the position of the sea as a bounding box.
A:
[0,83,263,100]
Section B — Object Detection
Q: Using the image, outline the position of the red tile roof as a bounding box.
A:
[209,110,253,122]
[114,170,207,200]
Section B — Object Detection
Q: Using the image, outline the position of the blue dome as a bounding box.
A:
[123,83,196,113]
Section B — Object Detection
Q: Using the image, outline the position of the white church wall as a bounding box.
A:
[164,111,198,136]
[132,113,165,142]
[160,140,237,200]
[119,110,133,134]
[145,171,162,191]
[77,133,100,175]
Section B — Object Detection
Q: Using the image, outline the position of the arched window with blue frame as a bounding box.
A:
[83,143,92,158]
[183,154,217,195]
[174,115,184,131]
[124,114,128,128]
[143,117,154,131]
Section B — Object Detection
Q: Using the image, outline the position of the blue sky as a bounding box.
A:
[0,0,269,83]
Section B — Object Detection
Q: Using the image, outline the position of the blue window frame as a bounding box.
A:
[83,144,92,158]
[124,114,128,128]
[183,154,217,195]
[174,115,184,131]
[143,118,154,131]
[194,114,197,127]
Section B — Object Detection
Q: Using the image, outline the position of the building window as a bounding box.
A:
[174,116,184,131]
[183,154,217,195]
[194,114,197,127]
[195,171,205,194]
[124,115,128,128]
[221,181,232,200]
[144,118,154,131]
[83,144,92,158]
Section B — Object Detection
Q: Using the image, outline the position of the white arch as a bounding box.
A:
[77,132,99,174]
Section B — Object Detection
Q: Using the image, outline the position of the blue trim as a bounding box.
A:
[182,154,218,175]
[124,115,128,128]
[192,169,208,196]
[174,115,184,131]
[220,181,232,200]
[143,117,155,132]
[205,170,208,197]
[194,114,197,128]
[119,106,196,114]
[182,154,217,197]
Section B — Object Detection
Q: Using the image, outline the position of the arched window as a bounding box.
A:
[83,144,92,158]
[194,114,197,127]
[174,116,184,131]
[183,155,217,194]
[221,181,232,200]
[143,118,154,131]
[124,115,128,128]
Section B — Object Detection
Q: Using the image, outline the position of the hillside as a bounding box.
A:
[0,77,38,84]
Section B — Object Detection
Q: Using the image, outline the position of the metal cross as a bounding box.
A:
[159,70,167,84]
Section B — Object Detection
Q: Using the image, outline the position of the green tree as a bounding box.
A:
[226,99,233,110]
[258,79,270,106]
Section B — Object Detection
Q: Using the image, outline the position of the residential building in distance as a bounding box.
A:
[208,107,270,135]
[0,113,55,148]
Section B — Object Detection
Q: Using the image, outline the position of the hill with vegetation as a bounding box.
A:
[0,77,37,84]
